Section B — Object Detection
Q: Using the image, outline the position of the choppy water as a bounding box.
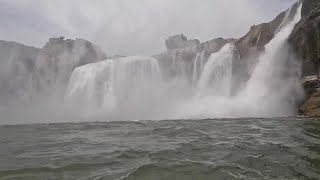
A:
[0,118,320,180]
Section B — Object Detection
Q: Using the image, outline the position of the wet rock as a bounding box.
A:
[301,75,320,97]
[288,0,320,116]
[300,91,320,117]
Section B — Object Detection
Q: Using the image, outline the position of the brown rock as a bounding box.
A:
[300,91,320,116]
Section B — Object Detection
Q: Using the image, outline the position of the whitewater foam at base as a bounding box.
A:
[65,4,302,120]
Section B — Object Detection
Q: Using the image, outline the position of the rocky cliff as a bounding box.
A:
[165,34,200,51]
[289,0,320,116]
[289,0,320,76]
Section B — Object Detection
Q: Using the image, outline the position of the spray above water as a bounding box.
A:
[176,3,303,119]
[64,3,303,121]
[197,44,238,97]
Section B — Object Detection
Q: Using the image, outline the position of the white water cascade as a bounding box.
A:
[197,44,238,97]
[192,50,207,85]
[66,57,161,108]
[175,4,302,119]
[65,3,302,121]
[66,56,180,120]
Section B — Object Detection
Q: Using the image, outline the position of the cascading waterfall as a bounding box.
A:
[175,3,302,119]
[65,3,302,120]
[276,3,296,33]
[65,60,116,109]
[256,32,262,47]
[192,50,207,85]
[197,44,237,97]
[66,56,175,120]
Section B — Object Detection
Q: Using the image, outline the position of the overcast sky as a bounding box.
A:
[0,0,296,55]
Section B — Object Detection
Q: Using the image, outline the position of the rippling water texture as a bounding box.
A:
[0,118,320,179]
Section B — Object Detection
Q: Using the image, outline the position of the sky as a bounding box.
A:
[0,0,296,56]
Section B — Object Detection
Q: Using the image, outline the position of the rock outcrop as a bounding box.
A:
[301,75,320,96]
[165,34,200,50]
[235,12,286,60]
[0,40,39,104]
[289,0,320,76]
[289,0,320,116]
[300,91,320,116]
[32,37,107,99]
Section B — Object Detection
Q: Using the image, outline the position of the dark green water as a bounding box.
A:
[0,118,320,180]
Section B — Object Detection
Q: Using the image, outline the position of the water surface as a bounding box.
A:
[0,117,320,179]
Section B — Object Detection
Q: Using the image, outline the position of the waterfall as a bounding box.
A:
[64,3,302,121]
[192,50,207,85]
[275,2,296,33]
[65,56,164,118]
[238,4,303,114]
[256,31,262,47]
[175,3,302,119]
[65,60,116,109]
[197,44,237,97]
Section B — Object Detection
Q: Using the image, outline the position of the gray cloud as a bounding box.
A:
[0,0,296,55]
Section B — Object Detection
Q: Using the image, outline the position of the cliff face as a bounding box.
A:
[289,0,320,116]
[0,40,39,104]
[165,34,200,51]
[289,0,320,76]
[32,37,107,99]
[301,0,320,17]
[235,12,286,60]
